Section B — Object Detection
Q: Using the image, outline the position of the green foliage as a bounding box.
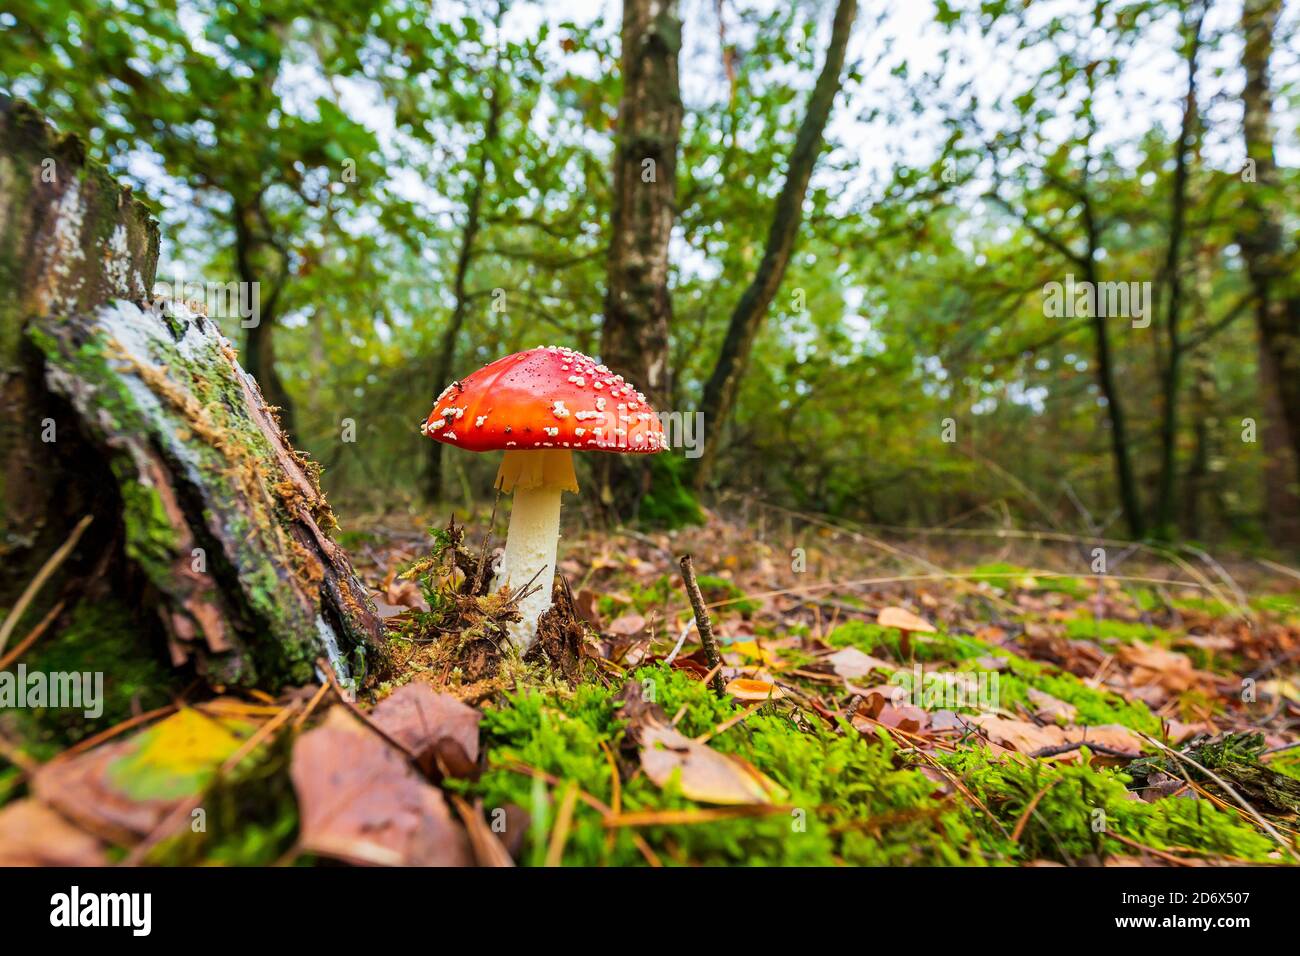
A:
[637,455,704,530]
[2,0,1289,542]
[694,575,759,616]
[598,572,757,621]
[966,563,1091,599]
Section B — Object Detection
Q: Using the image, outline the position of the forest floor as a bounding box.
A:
[4,505,1300,867]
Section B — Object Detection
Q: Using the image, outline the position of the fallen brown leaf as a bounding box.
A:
[290,708,472,867]
[640,722,786,805]
[0,800,107,866]
[370,681,482,779]
[970,715,1144,759]
[1027,687,1078,724]
[607,613,648,638]
[826,646,894,679]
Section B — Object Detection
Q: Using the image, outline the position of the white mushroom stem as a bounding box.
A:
[492,448,578,651]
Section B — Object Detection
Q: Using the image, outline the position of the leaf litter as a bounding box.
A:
[4,511,1300,866]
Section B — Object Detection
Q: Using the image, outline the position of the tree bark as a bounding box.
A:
[1083,243,1145,540]
[603,0,682,413]
[1154,5,1204,538]
[1238,0,1300,547]
[598,0,684,518]
[425,72,503,503]
[0,98,380,696]
[235,201,297,438]
[693,0,857,489]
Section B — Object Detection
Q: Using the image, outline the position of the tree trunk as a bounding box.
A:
[1083,253,1145,539]
[235,202,297,438]
[693,0,857,489]
[598,0,684,518]
[425,72,503,503]
[1238,0,1300,547]
[1154,5,1204,538]
[0,99,380,704]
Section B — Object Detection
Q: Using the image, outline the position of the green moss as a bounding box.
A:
[1269,749,1300,784]
[12,598,176,756]
[1063,615,1178,644]
[1252,593,1300,618]
[695,575,759,615]
[597,572,757,620]
[939,749,1278,863]
[116,470,181,582]
[827,619,985,662]
[1007,671,1163,734]
[449,666,983,865]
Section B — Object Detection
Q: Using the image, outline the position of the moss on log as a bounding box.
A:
[0,97,379,696]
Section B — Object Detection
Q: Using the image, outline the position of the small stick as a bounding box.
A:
[315,657,420,763]
[544,781,580,867]
[0,515,92,655]
[292,682,331,730]
[1027,740,1138,759]
[679,554,724,694]
[695,699,766,745]
[1010,778,1061,843]
[0,599,65,671]
[473,489,502,595]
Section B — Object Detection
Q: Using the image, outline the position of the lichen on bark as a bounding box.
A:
[2,98,380,697]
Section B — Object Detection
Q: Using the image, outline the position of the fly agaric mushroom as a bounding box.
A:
[422,346,667,650]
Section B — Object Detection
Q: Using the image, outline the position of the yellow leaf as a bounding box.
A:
[727,640,781,665]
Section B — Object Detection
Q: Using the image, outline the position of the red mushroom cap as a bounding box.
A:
[422,346,668,454]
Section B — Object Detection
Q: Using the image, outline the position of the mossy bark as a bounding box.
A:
[596,0,683,520]
[0,98,380,696]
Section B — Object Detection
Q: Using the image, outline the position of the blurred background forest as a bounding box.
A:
[2,0,1298,550]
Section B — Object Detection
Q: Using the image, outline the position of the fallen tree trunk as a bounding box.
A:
[0,98,379,705]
